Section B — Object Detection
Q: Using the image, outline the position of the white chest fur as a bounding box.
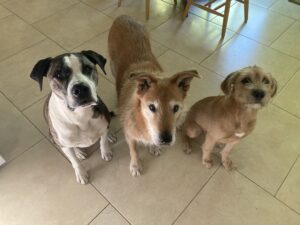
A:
[49,95,108,148]
[235,132,245,138]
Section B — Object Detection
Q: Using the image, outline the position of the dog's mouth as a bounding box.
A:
[67,99,98,111]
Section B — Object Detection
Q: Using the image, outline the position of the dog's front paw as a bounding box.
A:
[149,146,162,157]
[222,159,236,171]
[101,148,113,161]
[74,167,89,184]
[74,148,87,160]
[183,145,192,155]
[202,159,213,169]
[130,162,142,177]
[107,132,117,144]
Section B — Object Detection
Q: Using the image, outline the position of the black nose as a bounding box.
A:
[159,132,172,145]
[252,89,265,100]
[72,83,90,98]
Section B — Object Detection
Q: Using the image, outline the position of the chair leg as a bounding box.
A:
[183,0,192,20]
[221,0,231,39]
[118,0,122,7]
[145,0,150,20]
[244,0,249,22]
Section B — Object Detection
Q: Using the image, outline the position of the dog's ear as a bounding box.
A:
[130,73,157,95]
[270,75,278,98]
[171,70,200,97]
[30,57,52,91]
[221,71,239,95]
[81,50,107,75]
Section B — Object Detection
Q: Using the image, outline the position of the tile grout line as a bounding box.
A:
[0,3,69,52]
[90,183,133,225]
[273,64,300,97]
[0,38,47,64]
[1,136,45,167]
[171,166,221,225]
[271,103,300,120]
[87,203,110,225]
[237,170,300,215]
[269,20,297,46]
[274,153,300,197]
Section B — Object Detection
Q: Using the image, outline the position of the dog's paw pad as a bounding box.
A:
[108,133,117,144]
[149,146,162,157]
[202,159,213,169]
[101,151,113,161]
[130,164,142,177]
[75,169,89,184]
[75,149,87,160]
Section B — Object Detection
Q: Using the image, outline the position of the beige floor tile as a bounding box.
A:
[157,50,223,108]
[251,0,278,8]
[82,0,117,11]
[23,96,50,137]
[271,22,300,60]
[0,39,64,110]
[90,205,129,225]
[84,131,218,225]
[0,139,108,225]
[273,69,300,118]
[277,156,300,213]
[175,169,300,225]
[270,0,300,21]
[34,3,112,50]
[2,0,78,24]
[230,104,300,194]
[0,5,11,19]
[102,0,182,30]
[202,34,300,90]
[23,75,122,138]
[0,93,43,162]
[0,15,45,61]
[74,31,168,83]
[211,3,294,45]
[151,14,234,63]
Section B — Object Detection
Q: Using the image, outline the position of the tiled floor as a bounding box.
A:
[0,0,299,224]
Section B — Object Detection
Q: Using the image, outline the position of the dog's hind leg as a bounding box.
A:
[182,122,201,154]
[74,148,87,160]
[100,130,113,161]
[61,147,89,184]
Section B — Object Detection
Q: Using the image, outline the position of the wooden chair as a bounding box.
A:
[118,0,178,20]
[183,0,249,38]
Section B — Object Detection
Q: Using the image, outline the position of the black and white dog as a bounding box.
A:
[30,50,115,184]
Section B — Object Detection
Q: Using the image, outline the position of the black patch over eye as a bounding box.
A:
[149,104,156,112]
[173,105,179,113]
[262,77,270,84]
[241,77,252,84]
[54,67,71,80]
[82,65,93,76]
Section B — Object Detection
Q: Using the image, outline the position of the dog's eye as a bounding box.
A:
[173,105,179,113]
[149,104,156,112]
[241,77,251,84]
[262,77,270,84]
[54,70,63,80]
[83,65,93,75]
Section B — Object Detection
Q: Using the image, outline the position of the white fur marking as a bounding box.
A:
[235,132,245,138]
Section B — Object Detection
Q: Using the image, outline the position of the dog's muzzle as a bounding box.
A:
[252,89,265,103]
[71,83,95,107]
[159,132,173,145]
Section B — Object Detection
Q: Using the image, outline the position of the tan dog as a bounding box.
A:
[108,15,198,176]
[182,66,277,170]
